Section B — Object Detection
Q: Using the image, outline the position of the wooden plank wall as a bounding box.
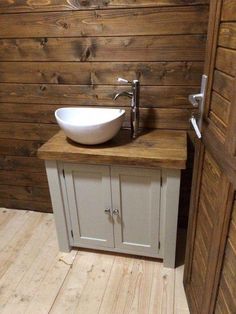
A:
[207,0,236,148]
[0,1,209,212]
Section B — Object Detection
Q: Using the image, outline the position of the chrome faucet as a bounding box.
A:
[113,78,140,139]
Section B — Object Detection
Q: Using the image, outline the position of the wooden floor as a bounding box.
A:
[0,208,189,314]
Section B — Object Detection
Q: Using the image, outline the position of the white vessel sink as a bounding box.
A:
[55,107,125,145]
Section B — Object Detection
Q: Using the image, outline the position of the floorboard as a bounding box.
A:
[0,208,189,314]
[0,211,44,280]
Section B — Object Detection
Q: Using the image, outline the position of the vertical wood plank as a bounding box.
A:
[0,214,54,312]
[0,212,44,279]
[1,226,58,314]
[24,250,77,314]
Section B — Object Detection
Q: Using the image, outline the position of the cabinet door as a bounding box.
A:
[64,164,114,248]
[111,166,161,256]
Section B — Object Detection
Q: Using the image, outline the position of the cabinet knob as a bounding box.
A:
[113,209,120,216]
[104,208,112,215]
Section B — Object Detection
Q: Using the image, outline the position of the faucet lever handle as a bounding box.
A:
[117,77,130,84]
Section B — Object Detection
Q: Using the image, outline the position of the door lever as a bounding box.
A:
[190,116,201,139]
[188,93,203,107]
[188,75,208,138]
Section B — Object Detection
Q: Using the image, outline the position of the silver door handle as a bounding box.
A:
[190,116,202,139]
[188,75,207,110]
[113,209,120,215]
[188,93,204,107]
[188,75,207,138]
[104,208,112,215]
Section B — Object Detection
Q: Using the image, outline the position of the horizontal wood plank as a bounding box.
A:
[0,104,58,123]
[0,84,199,107]
[0,62,204,86]
[0,122,58,141]
[0,35,206,62]
[0,185,50,203]
[0,156,45,173]
[221,0,236,21]
[0,104,66,124]
[213,70,234,102]
[208,111,227,136]
[0,171,48,188]
[215,47,236,77]
[0,139,44,157]
[219,23,236,49]
[0,0,210,13]
[0,7,208,38]
[210,91,231,126]
[123,108,193,129]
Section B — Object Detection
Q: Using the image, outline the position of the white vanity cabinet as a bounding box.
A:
[39,129,186,268]
[45,160,181,268]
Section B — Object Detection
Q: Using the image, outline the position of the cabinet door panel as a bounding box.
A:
[111,167,161,256]
[64,164,114,248]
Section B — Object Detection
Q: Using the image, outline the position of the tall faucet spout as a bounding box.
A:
[113,78,140,139]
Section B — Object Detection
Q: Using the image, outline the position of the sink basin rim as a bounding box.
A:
[55,107,126,128]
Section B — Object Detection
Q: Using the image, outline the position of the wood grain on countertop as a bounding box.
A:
[38,129,187,169]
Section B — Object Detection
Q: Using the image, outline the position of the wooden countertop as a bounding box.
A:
[38,129,187,169]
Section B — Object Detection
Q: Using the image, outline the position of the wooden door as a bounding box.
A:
[214,197,236,313]
[184,1,236,313]
[111,166,161,257]
[64,163,114,248]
